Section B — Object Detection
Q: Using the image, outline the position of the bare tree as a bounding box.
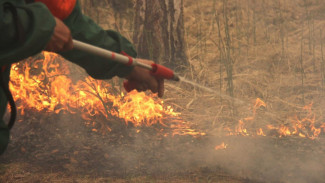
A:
[133,0,188,70]
[79,0,97,15]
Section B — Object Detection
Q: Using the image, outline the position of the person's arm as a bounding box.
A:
[60,1,136,80]
[0,0,56,64]
[50,1,164,96]
[45,17,73,52]
[60,2,164,97]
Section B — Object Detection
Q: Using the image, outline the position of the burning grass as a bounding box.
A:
[3,56,325,182]
[2,0,325,182]
[9,52,204,137]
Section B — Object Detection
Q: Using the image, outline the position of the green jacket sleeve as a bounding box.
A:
[0,0,55,155]
[61,1,136,80]
[0,0,55,65]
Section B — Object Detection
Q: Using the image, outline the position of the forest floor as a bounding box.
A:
[0,112,259,183]
[1,110,324,183]
[2,0,325,182]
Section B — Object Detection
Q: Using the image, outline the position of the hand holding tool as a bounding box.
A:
[72,40,179,92]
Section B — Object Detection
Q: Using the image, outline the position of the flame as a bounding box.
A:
[235,120,249,136]
[113,91,178,126]
[256,128,266,136]
[224,98,325,139]
[9,52,203,136]
[9,53,324,139]
[264,102,323,139]
[244,98,266,121]
[215,142,227,150]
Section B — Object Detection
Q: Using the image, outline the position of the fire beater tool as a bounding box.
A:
[72,40,281,121]
[72,39,180,92]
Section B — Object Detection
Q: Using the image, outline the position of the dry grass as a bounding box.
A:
[178,0,325,131]
[2,0,325,182]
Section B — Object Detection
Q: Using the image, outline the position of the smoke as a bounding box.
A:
[205,137,325,183]
[54,111,325,183]
[1,106,325,183]
[99,132,325,182]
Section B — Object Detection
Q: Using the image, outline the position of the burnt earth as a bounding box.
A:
[0,111,324,183]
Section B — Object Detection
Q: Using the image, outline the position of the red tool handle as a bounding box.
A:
[123,63,174,92]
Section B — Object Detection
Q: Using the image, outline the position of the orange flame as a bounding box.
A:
[256,128,266,136]
[236,120,249,136]
[215,142,227,150]
[9,52,203,136]
[224,98,325,139]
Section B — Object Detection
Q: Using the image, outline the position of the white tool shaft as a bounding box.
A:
[72,39,152,70]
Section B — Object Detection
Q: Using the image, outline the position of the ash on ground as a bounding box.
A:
[0,111,324,183]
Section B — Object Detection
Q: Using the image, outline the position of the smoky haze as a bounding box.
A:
[2,0,325,183]
[2,106,324,183]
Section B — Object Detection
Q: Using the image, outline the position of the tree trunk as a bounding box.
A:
[79,0,94,15]
[133,0,188,70]
[79,0,109,17]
